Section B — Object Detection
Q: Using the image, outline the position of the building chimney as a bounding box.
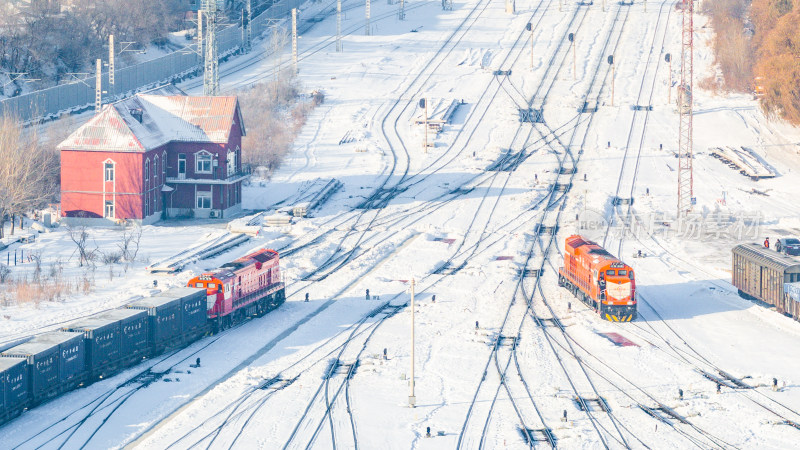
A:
[130,108,143,123]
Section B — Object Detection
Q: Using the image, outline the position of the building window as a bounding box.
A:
[104,200,115,219]
[196,191,212,209]
[227,150,236,177]
[104,162,114,182]
[145,159,150,182]
[163,151,167,179]
[178,153,187,177]
[145,194,150,217]
[195,151,212,174]
[154,155,159,184]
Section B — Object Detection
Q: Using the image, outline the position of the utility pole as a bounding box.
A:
[108,35,115,94]
[677,0,695,216]
[95,58,102,113]
[336,0,342,51]
[409,278,416,408]
[506,0,515,13]
[201,0,219,96]
[527,23,533,70]
[292,8,298,73]
[365,0,371,35]
[399,0,405,20]
[198,10,204,61]
[244,0,252,52]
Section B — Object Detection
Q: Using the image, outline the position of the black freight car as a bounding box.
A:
[64,317,121,380]
[0,357,28,423]
[96,309,149,365]
[158,287,208,342]
[128,296,183,353]
[1,332,85,403]
[732,243,800,320]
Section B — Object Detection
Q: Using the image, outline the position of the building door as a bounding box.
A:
[178,154,186,180]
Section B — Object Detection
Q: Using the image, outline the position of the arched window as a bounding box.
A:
[227,149,236,177]
[103,159,115,182]
[195,150,212,174]
[162,151,167,180]
[144,158,150,216]
[154,154,160,184]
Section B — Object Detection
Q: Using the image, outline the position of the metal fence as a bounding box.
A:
[0,0,302,124]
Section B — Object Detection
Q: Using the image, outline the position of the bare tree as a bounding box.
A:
[117,223,143,262]
[0,264,10,284]
[0,115,58,238]
[66,223,96,267]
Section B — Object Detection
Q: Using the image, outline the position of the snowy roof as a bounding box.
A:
[1,331,83,357]
[57,86,245,152]
[733,243,800,272]
[0,357,26,372]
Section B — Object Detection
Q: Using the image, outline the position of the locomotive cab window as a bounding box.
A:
[208,283,216,289]
[606,270,615,276]
[196,283,203,288]
[618,270,627,276]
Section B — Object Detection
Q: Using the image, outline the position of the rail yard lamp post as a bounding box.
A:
[409,278,416,408]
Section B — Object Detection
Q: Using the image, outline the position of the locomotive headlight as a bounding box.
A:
[627,301,633,305]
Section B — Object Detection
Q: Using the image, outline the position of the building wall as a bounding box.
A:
[61,107,245,223]
[61,150,145,219]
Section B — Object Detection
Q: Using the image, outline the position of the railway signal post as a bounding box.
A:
[608,55,615,106]
[420,98,428,153]
[526,23,533,70]
[569,33,576,80]
[409,278,416,407]
[665,53,672,103]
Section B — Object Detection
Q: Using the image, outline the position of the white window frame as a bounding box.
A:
[195,150,213,174]
[104,200,115,219]
[196,191,212,209]
[227,149,236,177]
[104,161,115,182]
[162,151,167,179]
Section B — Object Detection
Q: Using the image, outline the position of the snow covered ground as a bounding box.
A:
[2,0,800,448]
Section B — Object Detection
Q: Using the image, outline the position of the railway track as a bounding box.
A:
[455,0,640,444]
[576,0,800,441]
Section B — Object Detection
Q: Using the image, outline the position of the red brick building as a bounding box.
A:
[58,87,248,224]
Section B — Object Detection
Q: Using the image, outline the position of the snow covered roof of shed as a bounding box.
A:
[57,86,245,152]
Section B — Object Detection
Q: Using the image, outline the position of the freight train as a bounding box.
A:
[0,248,285,426]
[557,235,637,322]
[732,243,800,320]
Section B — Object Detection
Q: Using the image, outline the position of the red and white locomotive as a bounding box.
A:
[187,248,285,332]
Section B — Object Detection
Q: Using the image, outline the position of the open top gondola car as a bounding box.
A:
[558,235,637,321]
[187,248,285,332]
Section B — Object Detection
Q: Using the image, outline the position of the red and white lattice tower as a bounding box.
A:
[677,0,694,216]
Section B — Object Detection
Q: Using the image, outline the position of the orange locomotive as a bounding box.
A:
[186,248,285,332]
[557,235,637,321]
